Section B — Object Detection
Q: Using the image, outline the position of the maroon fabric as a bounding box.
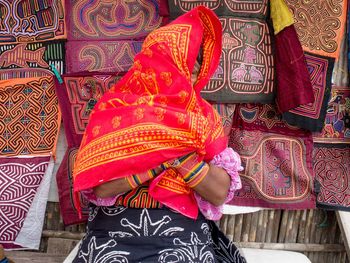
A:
[159,0,169,16]
[56,148,88,226]
[228,104,316,209]
[275,25,314,113]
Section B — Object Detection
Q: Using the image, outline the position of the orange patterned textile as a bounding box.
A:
[285,0,348,59]
[73,7,227,217]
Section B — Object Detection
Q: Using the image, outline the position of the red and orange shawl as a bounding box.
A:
[73,6,227,218]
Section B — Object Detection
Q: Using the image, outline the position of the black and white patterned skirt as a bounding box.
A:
[72,205,246,263]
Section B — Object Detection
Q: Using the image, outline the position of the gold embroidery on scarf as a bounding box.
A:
[176,112,186,125]
[143,48,153,58]
[158,95,168,107]
[156,168,190,194]
[98,102,107,110]
[134,108,145,120]
[92,126,101,137]
[154,107,166,121]
[74,115,208,175]
[178,90,189,103]
[141,24,192,80]
[160,72,172,86]
[112,116,122,128]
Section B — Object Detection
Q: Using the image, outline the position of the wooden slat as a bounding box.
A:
[6,251,66,263]
[241,213,252,242]
[234,213,243,241]
[226,215,235,241]
[278,210,289,243]
[42,230,85,240]
[249,211,259,242]
[47,238,80,255]
[237,242,345,252]
[298,210,308,243]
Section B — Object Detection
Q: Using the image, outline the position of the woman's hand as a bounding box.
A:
[172,153,231,206]
[192,164,231,206]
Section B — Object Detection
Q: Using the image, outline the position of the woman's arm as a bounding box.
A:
[93,166,163,198]
[192,164,231,206]
[93,178,131,198]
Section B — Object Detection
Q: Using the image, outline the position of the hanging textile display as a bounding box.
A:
[313,86,350,144]
[201,16,275,103]
[66,0,162,40]
[314,144,350,211]
[228,104,315,209]
[167,0,268,17]
[0,156,50,249]
[65,41,142,73]
[282,52,335,132]
[285,0,348,59]
[332,26,349,87]
[0,68,54,81]
[167,0,275,103]
[0,0,66,43]
[65,0,164,73]
[274,25,314,113]
[0,76,61,157]
[211,104,236,136]
[55,72,124,147]
[14,158,55,249]
[0,41,66,73]
[56,148,89,226]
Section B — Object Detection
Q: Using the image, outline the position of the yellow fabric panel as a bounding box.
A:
[270,0,294,35]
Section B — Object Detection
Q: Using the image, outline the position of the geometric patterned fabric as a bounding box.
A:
[0,0,66,43]
[55,72,124,147]
[65,0,164,73]
[66,0,162,40]
[0,156,50,249]
[313,86,350,144]
[282,53,335,132]
[285,0,348,59]
[228,104,316,209]
[314,144,350,211]
[168,0,274,103]
[0,76,61,157]
[0,41,66,74]
[56,148,89,226]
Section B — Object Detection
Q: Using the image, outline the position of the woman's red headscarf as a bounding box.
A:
[73,6,227,218]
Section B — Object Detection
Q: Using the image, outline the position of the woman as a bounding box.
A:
[72,6,246,263]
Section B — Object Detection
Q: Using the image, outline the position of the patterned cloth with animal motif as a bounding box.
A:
[167,0,275,103]
[228,104,316,209]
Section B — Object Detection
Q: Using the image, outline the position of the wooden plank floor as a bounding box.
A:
[6,251,66,263]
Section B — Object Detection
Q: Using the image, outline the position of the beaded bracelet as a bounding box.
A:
[164,153,210,188]
[125,168,160,189]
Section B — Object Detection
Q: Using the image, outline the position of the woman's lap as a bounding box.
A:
[73,206,246,263]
